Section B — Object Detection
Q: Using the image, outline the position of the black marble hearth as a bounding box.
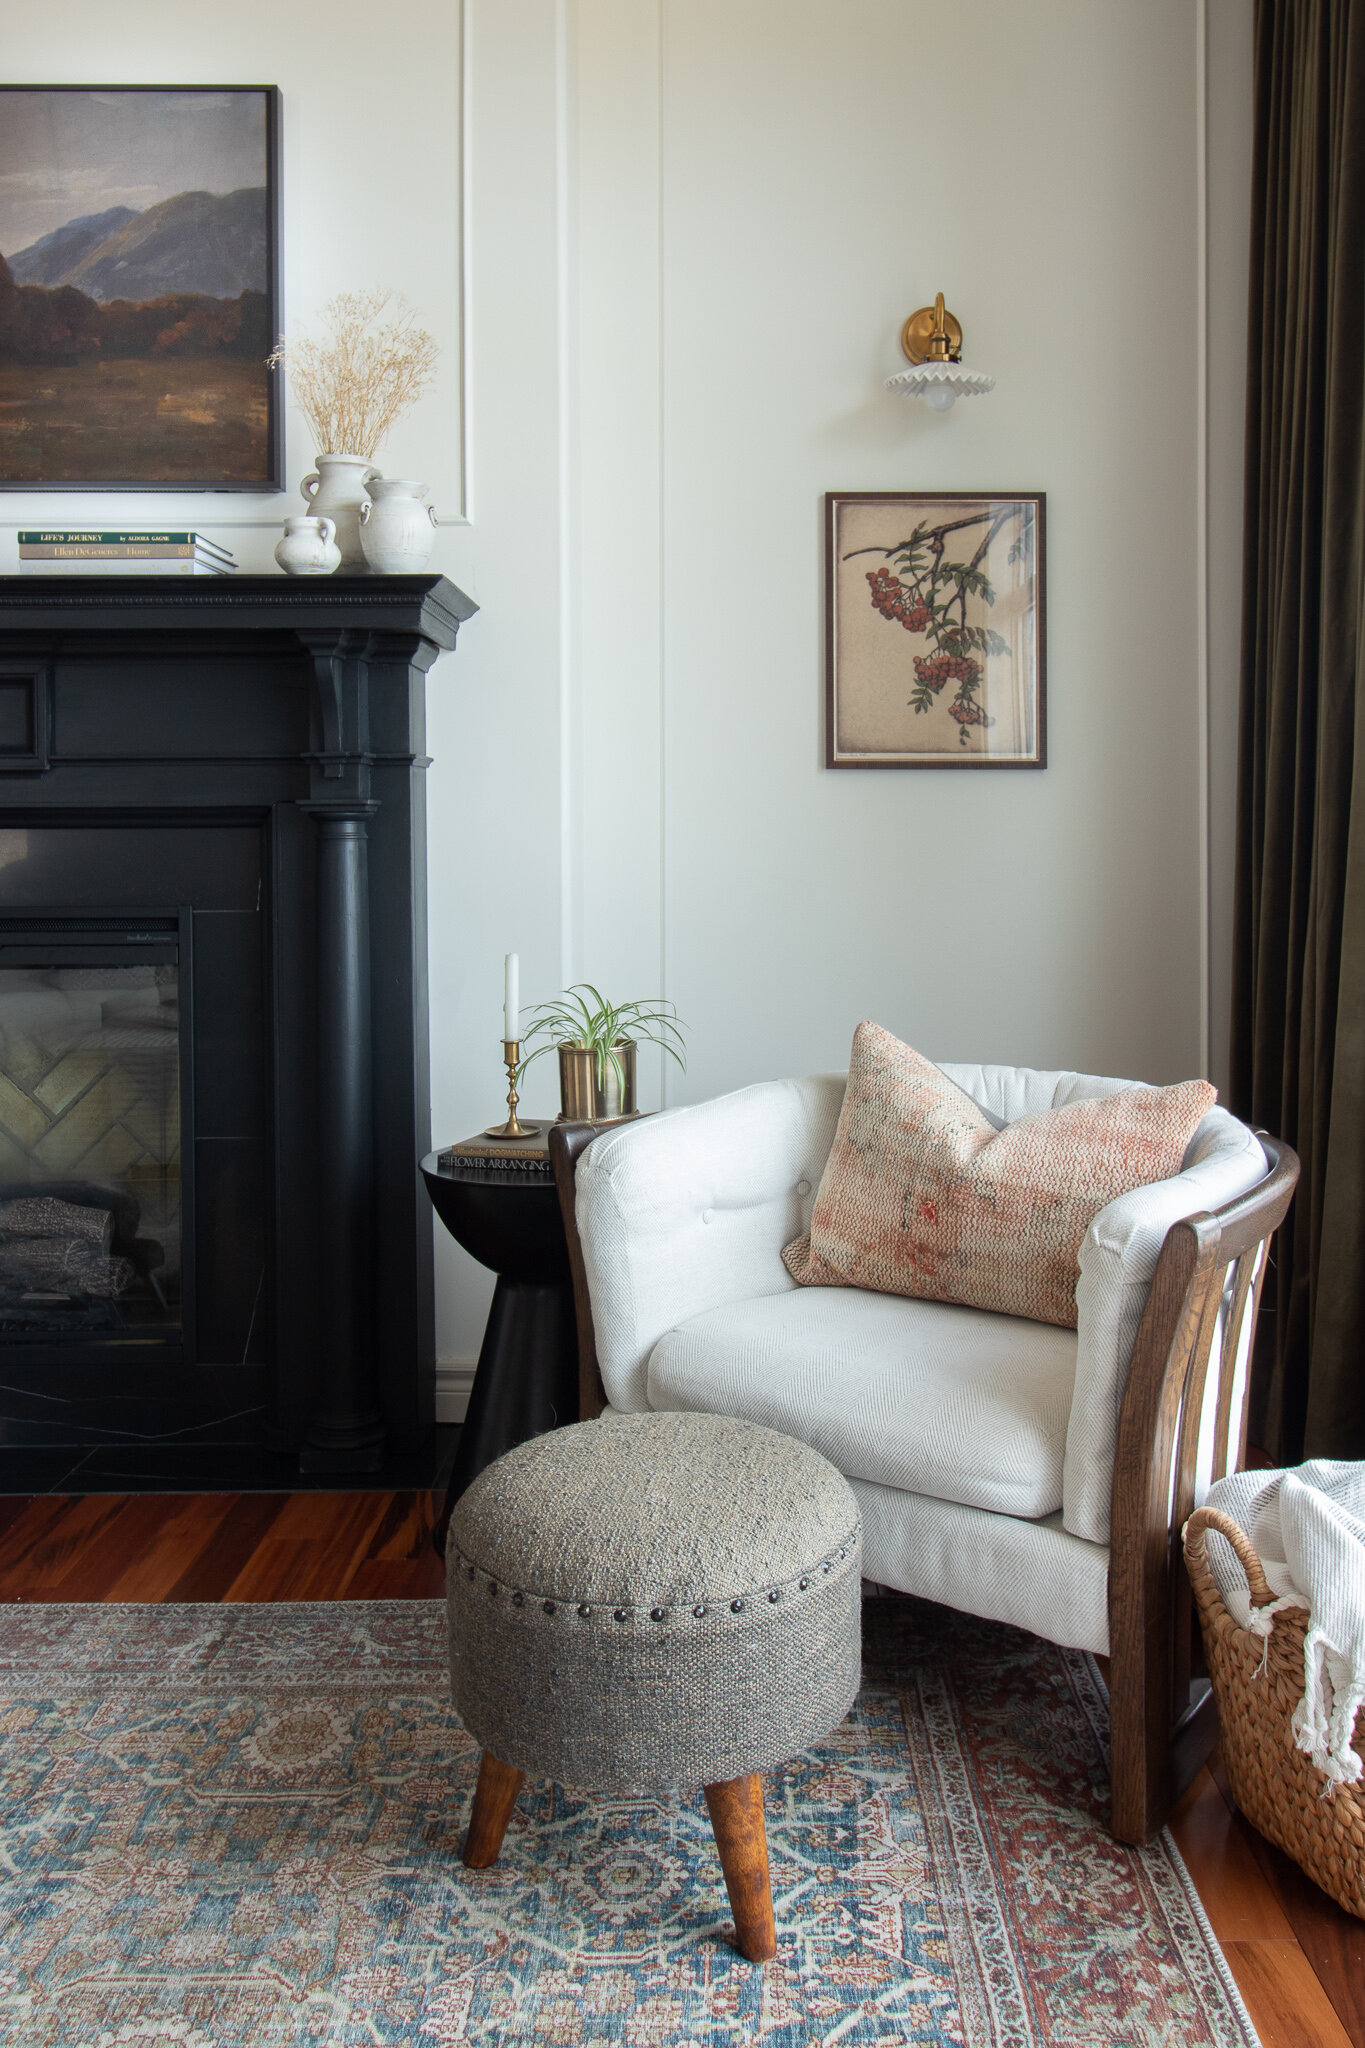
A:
[0,573,475,1485]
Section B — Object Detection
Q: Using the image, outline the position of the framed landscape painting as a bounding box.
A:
[826,491,1046,768]
[0,85,282,490]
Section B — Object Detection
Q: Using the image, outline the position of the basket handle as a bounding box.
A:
[1185,1504,1276,1612]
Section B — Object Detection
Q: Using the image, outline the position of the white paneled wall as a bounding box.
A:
[1,1,1253,1392]
[1204,0,1255,1099]
[434,0,1225,1386]
[653,1,1203,1102]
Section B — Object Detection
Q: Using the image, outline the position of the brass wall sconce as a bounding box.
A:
[885,292,995,413]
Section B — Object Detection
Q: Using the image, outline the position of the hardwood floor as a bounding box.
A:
[0,1487,1360,2046]
[0,1487,447,1606]
[1169,1765,1363,2047]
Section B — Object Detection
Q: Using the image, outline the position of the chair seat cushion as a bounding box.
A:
[646,1285,1077,1519]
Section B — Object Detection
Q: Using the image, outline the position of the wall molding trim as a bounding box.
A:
[435,1362,476,1425]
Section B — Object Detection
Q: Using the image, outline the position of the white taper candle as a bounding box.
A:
[504,952,519,1041]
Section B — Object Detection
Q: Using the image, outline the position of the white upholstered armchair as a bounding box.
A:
[551,1064,1298,1843]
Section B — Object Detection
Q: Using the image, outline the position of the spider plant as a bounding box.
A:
[516,983,687,1096]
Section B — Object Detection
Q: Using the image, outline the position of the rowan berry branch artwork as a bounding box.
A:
[826,493,1046,770]
[848,504,1032,745]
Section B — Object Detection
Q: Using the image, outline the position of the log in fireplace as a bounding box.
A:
[0,573,474,1481]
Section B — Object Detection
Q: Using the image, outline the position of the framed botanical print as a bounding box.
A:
[0,85,283,490]
[825,491,1046,768]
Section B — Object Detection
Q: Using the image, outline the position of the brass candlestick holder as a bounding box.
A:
[485,1039,542,1140]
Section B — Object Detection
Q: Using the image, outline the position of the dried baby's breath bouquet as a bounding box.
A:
[268,290,438,458]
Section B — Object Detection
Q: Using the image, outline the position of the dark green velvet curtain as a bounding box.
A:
[1233,0,1365,1460]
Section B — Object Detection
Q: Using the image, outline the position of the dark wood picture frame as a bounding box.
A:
[825,489,1047,769]
[0,84,283,492]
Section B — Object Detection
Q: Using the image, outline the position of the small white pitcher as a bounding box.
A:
[359,478,437,574]
[275,514,341,577]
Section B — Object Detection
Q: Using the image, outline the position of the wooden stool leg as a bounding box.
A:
[462,1751,525,1869]
[703,1771,777,1962]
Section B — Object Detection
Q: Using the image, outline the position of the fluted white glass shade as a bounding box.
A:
[885,361,995,408]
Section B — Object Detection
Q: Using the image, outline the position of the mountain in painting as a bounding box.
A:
[5,206,138,286]
[5,188,267,304]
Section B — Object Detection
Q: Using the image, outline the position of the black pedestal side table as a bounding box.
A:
[421,1146,580,1547]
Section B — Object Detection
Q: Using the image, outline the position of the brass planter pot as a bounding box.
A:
[557,1041,637,1122]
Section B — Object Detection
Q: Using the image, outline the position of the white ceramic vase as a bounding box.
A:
[359,478,436,574]
[299,454,379,572]
[275,514,341,577]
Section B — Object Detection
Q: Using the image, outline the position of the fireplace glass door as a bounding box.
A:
[0,918,186,1351]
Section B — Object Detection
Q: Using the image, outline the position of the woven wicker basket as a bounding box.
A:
[1184,1505,1365,1918]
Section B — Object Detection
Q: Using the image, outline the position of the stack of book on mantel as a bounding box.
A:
[16,530,237,576]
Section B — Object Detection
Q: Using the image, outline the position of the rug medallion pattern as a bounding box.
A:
[0,1597,1257,2045]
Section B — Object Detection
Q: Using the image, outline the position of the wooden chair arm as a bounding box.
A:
[1107,1132,1299,1841]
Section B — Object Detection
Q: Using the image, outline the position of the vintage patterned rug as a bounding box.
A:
[0,1595,1257,2047]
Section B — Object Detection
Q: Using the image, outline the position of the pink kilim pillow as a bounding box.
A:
[782,1022,1217,1329]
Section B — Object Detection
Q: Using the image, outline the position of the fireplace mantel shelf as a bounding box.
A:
[0,572,475,646]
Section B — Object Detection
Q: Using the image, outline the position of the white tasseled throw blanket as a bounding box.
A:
[1200,1460,1365,1788]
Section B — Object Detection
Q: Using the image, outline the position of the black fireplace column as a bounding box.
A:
[300,804,381,1471]
[295,622,441,1474]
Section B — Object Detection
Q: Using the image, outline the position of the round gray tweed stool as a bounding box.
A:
[446,1408,862,1961]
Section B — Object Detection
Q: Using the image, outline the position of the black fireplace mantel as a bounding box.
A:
[0,572,476,1477]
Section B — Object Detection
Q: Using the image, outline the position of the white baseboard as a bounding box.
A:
[436,1362,476,1424]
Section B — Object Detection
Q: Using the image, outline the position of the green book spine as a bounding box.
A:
[17,530,231,549]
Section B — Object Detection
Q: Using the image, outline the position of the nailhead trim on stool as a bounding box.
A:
[446,1410,862,1794]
